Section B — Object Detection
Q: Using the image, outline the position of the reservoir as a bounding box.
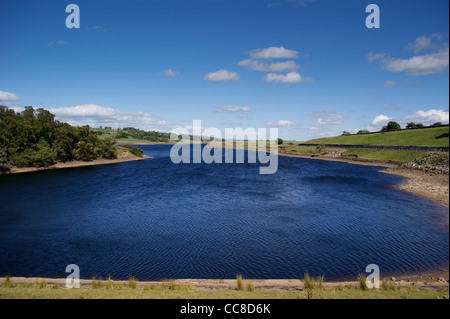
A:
[0,144,448,280]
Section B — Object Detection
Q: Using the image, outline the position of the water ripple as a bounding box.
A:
[0,144,447,280]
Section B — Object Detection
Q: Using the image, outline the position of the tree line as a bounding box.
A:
[0,106,117,171]
[114,127,170,142]
[342,121,445,136]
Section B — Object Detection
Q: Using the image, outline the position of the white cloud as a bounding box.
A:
[369,109,449,130]
[368,47,449,76]
[0,90,20,106]
[314,114,343,126]
[266,120,297,127]
[405,109,449,125]
[371,114,390,126]
[238,59,299,72]
[249,46,299,59]
[406,33,444,54]
[48,104,171,130]
[203,69,240,83]
[263,72,303,83]
[164,69,180,77]
[214,105,250,113]
[383,80,397,88]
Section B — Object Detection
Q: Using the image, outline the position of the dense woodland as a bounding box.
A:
[0,106,117,171]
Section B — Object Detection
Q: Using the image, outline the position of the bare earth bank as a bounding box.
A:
[1,150,152,175]
[0,275,448,292]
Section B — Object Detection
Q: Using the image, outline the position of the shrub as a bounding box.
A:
[122,144,144,157]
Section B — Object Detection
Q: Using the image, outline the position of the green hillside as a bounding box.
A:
[303,126,449,147]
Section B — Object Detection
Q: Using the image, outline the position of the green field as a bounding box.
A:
[340,150,428,163]
[303,126,449,147]
[279,145,429,162]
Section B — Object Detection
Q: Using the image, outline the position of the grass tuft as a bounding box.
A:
[91,277,104,289]
[381,279,397,291]
[358,273,368,291]
[2,276,15,288]
[246,282,255,292]
[303,271,325,290]
[128,276,138,289]
[38,280,47,289]
[236,274,245,291]
[106,276,114,290]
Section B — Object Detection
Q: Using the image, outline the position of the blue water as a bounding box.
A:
[0,144,448,280]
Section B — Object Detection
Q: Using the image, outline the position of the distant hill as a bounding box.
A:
[92,127,171,143]
[303,126,449,147]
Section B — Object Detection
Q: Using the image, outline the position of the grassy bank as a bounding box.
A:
[303,126,449,147]
[279,144,432,163]
[2,286,448,299]
[340,149,428,162]
[1,276,448,299]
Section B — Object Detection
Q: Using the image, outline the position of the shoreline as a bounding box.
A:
[0,152,152,176]
[1,273,448,292]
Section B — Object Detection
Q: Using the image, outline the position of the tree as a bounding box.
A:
[416,123,425,128]
[381,121,401,132]
[277,138,283,145]
[432,122,443,127]
[357,130,370,134]
[406,122,417,129]
[341,131,352,136]
[0,147,8,172]
[0,106,120,168]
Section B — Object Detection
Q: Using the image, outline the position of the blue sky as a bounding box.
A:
[1,0,449,140]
